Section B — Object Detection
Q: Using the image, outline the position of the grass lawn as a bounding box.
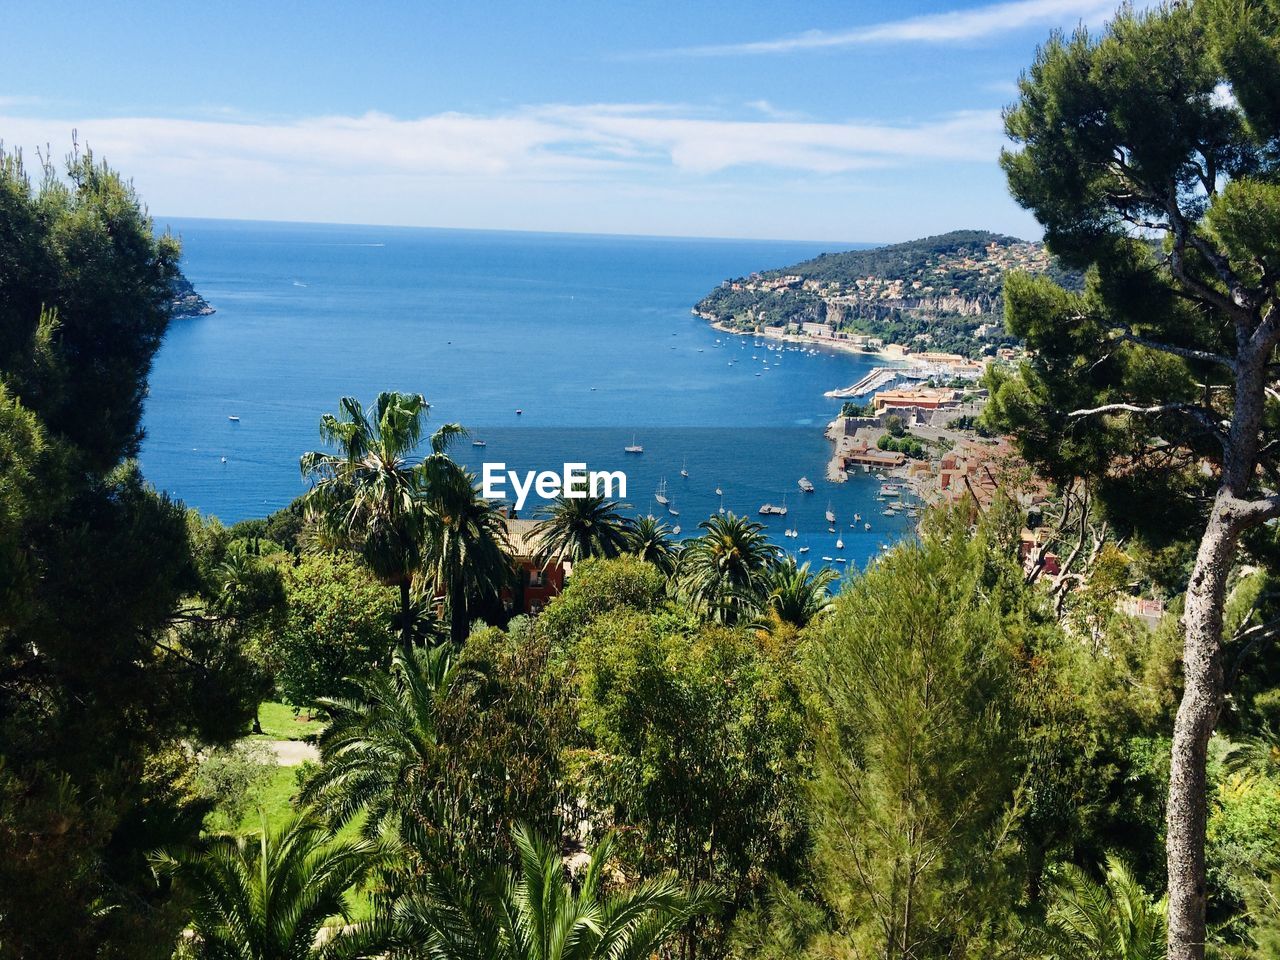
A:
[223,759,377,922]
[250,701,328,741]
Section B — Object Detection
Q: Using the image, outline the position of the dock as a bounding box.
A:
[824,366,900,398]
[823,365,939,399]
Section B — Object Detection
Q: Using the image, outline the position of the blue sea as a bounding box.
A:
[141,219,915,571]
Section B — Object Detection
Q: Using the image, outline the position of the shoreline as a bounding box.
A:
[705,318,910,366]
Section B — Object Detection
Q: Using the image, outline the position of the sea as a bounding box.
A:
[141,218,917,573]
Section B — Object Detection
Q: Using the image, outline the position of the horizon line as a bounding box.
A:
[152,213,1026,250]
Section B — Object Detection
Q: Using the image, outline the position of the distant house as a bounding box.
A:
[871,387,960,414]
[502,518,569,615]
[836,437,907,468]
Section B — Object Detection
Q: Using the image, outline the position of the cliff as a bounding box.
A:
[169,274,215,318]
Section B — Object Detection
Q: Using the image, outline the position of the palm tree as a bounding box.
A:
[628,514,677,575]
[300,392,463,654]
[302,646,474,836]
[151,813,379,960]
[760,558,838,630]
[381,824,718,960]
[422,459,515,645]
[1036,856,1167,960]
[676,513,778,624]
[530,493,633,564]
[1226,723,1280,776]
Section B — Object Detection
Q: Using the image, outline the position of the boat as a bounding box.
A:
[825,503,836,523]
[672,525,681,535]
[515,408,523,415]
[472,439,487,447]
[680,460,689,478]
[865,522,872,530]
[880,484,901,497]
[624,435,643,454]
[227,415,240,422]
[798,546,810,554]
[654,479,669,506]
[668,504,680,517]
[220,457,227,463]
[833,557,848,563]
[798,477,815,493]
[836,537,844,550]
[758,503,788,516]
[882,509,895,517]
[853,513,860,522]
[822,556,834,562]
[828,526,836,533]
[715,486,722,496]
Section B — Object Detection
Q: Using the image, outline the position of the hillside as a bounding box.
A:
[694,230,1080,358]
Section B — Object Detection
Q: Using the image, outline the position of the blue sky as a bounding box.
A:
[1,0,1134,242]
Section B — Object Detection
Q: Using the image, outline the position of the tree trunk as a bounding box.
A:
[399,578,414,657]
[450,589,468,646]
[1167,334,1272,960]
[1166,504,1234,960]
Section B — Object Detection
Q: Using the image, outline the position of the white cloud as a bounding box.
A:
[0,103,1020,239]
[642,0,1126,58]
[0,103,1003,182]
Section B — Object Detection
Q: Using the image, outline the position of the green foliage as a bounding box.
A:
[0,147,181,470]
[194,740,278,832]
[627,514,678,575]
[876,430,926,458]
[694,230,1081,355]
[530,492,634,564]
[567,597,810,948]
[258,552,397,708]
[305,634,570,878]
[421,462,514,643]
[152,812,380,959]
[803,523,1033,957]
[380,824,719,960]
[537,554,667,645]
[675,513,778,624]
[301,392,465,652]
[1035,856,1167,960]
[759,557,838,630]
[0,148,265,958]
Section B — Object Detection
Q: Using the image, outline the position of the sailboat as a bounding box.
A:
[680,459,689,478]
[715,486,722,496]
[654,479,669,506]
[624,435,643,454]
[668,502,680,517]
[836,536,844,550]
[717,492,726,515]
[825,502,836,524]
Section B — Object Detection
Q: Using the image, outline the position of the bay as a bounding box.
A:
[141,218,915,571]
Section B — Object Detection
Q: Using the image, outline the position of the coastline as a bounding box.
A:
[704,317,909,365]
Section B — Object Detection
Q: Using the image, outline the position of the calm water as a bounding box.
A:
[141,219,915,570]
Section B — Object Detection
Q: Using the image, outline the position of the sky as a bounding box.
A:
[0,0,1137,242]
